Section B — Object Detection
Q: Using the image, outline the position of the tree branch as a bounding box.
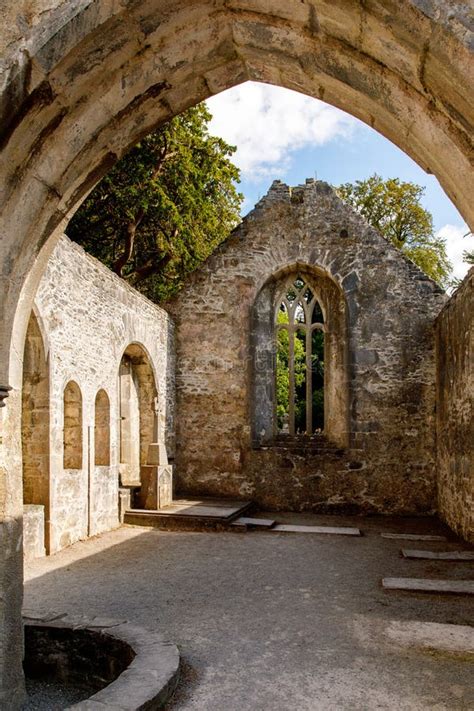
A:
[131,252,173,283]
[111,144,177,276]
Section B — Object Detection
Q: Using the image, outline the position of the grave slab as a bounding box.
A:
[272,524,361,536]
[382,578,474,594]
[401,549,474,561]
[381,533,447,541]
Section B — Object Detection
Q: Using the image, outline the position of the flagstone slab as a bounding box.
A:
[382,578,474,595]
[272,524,361,536]
[401,549,474,561]
[381,533,447,541]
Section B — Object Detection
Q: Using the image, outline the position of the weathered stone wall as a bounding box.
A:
[436,269,474,543]
[168,181,446,513]
[32,235,175,553]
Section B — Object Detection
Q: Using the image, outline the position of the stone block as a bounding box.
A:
[147,442,168,466]
[138,465,173,510]
[23,505,45,561]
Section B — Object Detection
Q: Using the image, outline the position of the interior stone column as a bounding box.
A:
[0,385,26,709]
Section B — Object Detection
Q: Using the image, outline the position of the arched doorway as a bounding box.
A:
[118,344,158,490]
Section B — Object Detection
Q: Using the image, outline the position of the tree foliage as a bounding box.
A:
[67,104,243,302]
[337,174,451,286]
[450,241,474,290]
[276,316,306,430]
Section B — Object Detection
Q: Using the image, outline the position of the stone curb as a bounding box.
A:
[23,614,180,710]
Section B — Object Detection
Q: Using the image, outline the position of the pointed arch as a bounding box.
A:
[22,309,50,550]
[252,264,349,447]
[275,274,326,435]
[118,343,158,486]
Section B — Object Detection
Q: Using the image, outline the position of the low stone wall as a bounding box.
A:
[436,269,474,543]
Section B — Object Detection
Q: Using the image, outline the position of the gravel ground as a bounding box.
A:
[22,678,91,710]
[24,513,474,711]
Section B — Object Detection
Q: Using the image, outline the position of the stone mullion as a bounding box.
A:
[288,326,295,436]
[305,326,312,435]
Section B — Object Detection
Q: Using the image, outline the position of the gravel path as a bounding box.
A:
[24,513,474,711]
[22,679,90,710]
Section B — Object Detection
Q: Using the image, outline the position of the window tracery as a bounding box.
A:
[275,275,325,435]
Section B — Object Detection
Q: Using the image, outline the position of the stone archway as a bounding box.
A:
[0,1,473,705]
[118,343,159,489]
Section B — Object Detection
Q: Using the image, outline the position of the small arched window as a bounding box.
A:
[63,381,83,469]
[94,389,110,466]
[275,275,324,436]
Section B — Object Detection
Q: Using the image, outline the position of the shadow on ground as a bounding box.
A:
[24,513,474,711]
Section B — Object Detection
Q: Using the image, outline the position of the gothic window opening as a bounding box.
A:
[94,389,111,466]
[63,381,83,469]
[22,309,50,551]
[276,276,325,435]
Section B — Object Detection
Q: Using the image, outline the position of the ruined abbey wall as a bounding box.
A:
[168,181,447,513]
[29,236,174,554]
[436,268,474,543]
[24,203,471,550]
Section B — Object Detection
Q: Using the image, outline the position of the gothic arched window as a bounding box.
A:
[275,275,325,436]
[94,389,111,466]
[63,381,83,469]
[252,266,347,448]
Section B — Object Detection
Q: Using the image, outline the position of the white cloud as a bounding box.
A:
[437,223,473,282]
[206,82,357,180]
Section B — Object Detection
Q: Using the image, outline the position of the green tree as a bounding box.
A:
[337,174,451,286]
[276,310,306,431]
[67,104,243,302]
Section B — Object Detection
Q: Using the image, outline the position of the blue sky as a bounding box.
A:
[207,82,472,280]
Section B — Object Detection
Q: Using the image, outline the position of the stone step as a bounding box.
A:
[231,517,276,528]
[271,523,362,536]
[124,498,253,532]
[381,533,447,542]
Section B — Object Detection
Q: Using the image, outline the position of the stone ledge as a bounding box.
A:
[23,614,180,710]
